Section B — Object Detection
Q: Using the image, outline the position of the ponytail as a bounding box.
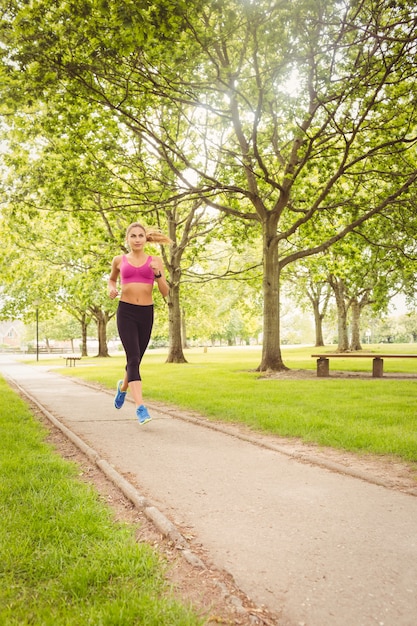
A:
[125,222,172,245]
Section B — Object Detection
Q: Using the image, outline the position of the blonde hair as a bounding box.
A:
[125,222,172,245]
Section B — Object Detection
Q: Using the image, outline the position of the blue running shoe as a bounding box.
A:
[114,380,127,409]
[136,405,152,425]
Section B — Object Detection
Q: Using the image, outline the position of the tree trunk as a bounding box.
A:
[350,299,362,351]
[166,279,188,363]
[89,306,110,357]
[337,307,349,351]
[312,299,325,347]
[81,313,88,356]
[181,307,188,349]
[96,312,110,357]
[307,282,330,347]
[329,277,350,351]
[258,223,287,371]
[164,213,188,363]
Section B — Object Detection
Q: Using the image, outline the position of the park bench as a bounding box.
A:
[64,356,82,367]
[311,353,417,378]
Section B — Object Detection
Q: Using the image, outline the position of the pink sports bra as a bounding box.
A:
[120,255,155,285]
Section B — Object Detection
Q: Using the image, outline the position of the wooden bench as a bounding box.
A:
[311,353,417,378]
[64,356,82,367]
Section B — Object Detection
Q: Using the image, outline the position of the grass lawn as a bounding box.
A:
[50,343,417,464]
[0,377,203,626]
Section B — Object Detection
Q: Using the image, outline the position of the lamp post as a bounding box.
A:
[36,307,39,361]
[34,300,41,361]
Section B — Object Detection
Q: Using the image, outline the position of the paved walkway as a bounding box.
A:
[1,355,417,626]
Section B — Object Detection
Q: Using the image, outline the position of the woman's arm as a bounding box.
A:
[150,256,169,298]
[108,256,121,299]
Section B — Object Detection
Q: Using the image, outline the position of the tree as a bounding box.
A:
[1,55,237,361]
[283,261,332,347]
[402,312,417,343]
[0,168,115,356]
[325,207,417,351]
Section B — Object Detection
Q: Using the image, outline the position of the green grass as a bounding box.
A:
[0,377,203,626]
[51,343,417,464]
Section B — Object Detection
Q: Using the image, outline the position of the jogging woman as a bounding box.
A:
[108,222,171,424]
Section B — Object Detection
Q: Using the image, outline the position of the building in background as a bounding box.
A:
[0,321,24,351]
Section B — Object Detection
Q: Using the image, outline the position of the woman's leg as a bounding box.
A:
[130,305,154,407]
[117,302,139,395]
[117,303,154,407]
[119,372,129,393]
[128,380,143,406]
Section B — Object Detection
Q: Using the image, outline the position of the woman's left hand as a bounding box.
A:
[149,260,162,276]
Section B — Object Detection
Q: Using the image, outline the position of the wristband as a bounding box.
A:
[154,272,162,279]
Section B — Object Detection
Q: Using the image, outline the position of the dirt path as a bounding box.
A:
[39,401,417,626]
[39,407,275,625]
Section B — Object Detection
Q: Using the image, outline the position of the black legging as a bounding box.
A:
[117,301,154,382]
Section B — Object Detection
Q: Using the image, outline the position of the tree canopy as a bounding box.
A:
[1,0,416,367]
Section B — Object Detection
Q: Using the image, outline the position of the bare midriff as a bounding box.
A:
[120,282,154,306]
